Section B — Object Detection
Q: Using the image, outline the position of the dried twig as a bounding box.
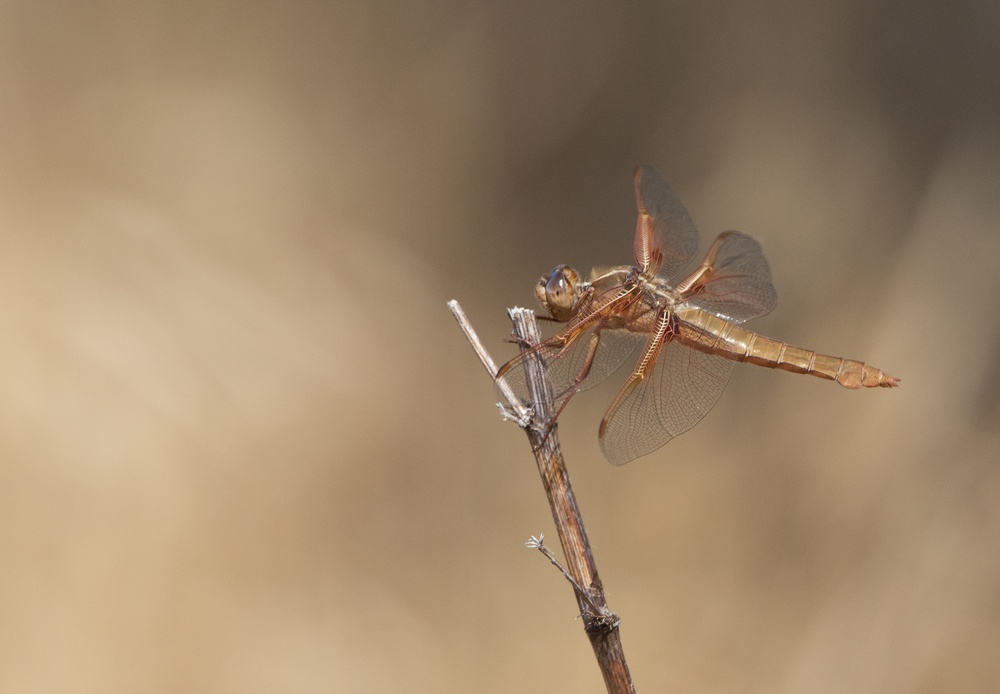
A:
[447,300,531,426]
[526,534,620,629]
[448,300,635,694]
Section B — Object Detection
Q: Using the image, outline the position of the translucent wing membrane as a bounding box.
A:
[599,332,736,466]
[683,231,777,324]
[633,166,700,280]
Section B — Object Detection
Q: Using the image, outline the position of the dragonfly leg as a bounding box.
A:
[530,331,602,451]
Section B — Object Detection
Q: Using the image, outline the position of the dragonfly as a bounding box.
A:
[496,166,898,466]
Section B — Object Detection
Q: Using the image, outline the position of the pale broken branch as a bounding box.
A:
[447,299,530,426]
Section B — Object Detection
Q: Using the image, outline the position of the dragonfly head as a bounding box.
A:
[536,264,582,322]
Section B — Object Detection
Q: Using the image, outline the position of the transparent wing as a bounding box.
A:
[598,334,736,466]
[682,230,777,324]
[633,166,700,280]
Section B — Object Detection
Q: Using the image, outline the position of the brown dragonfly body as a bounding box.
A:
[497,166,898,465]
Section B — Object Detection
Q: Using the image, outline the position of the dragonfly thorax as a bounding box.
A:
[649,276,684,308]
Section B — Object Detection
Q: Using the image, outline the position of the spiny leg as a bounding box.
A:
[532,331,603,451]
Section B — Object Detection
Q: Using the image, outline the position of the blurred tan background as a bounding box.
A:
[1,1,998,692]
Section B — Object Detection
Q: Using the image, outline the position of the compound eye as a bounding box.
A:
[540,265,580,321]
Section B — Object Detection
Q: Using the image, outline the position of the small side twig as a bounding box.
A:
[449,299,635,694]
[526,534,620,629]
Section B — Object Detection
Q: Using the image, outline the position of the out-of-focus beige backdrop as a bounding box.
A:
[1,2,998,692]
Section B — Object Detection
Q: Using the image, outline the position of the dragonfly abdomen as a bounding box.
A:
[676,309,899,389]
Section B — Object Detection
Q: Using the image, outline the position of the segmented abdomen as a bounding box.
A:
[674,308,899,389]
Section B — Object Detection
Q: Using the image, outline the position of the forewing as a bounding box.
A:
[686,231,777,324]
[633,166,700,279]
[599,338,736,466]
